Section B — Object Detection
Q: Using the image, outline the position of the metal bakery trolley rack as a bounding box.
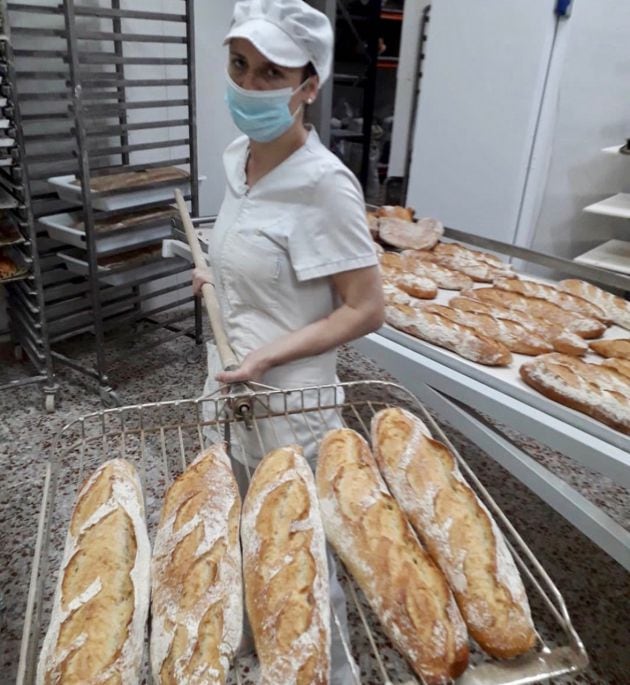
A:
[17,196,589,683]
[0,3,56,409]
[354,225,630,572]
[4,1,202,406]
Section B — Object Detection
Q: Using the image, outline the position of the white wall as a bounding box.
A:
[406,0,559,243]
[194,0,239,216]
[525,0,630,260]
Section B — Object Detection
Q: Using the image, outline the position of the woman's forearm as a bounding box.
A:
[259,301,383,369]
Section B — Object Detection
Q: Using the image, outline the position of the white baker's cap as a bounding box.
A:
[223,0,334,84]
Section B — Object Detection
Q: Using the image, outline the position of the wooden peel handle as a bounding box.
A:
[174,189,239,372]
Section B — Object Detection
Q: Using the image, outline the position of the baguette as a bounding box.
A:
[37,460,150,685]
[422,303,552,355]
[381,265,437,299]
[151,446,242,685]
[559,279,630,331]
[493,278,609,322]
[520,354,630,434]
[449,296,588,356]
[386,302,512,366]
[412,250,508,283]
[462,287,606,339]
[372,408,536,659]
[433,242,513,273]
[316,429,468,684]
[590,338,630,361]
[401,250,474,290]
[242,446,330,685]
[379,216,443,251]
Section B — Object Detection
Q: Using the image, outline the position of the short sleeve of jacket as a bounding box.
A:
[288,165,378,282]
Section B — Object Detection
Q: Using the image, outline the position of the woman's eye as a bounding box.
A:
[265,68,283,80]
[230,57,245,70]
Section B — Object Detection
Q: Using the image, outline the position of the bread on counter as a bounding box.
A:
[422,303,552,356]
[379,217,443,251]
[372,407,536,659]
[493,278,609,322]
[151,445,242,685]
[463,287,606,339]
[559,279,630,331]
[317,428,469,685]
[433,242,514,275]
[37,460,151,685]
[381,265,437,300]
[242,446,330,685]
[385,302,513,366]
[520,353,630,434]
[590,338,630,361]
[401,250,474,290]
[449,296,588,357]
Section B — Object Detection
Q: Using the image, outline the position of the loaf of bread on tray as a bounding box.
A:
[372,408,536,659]
[379,217,443,251]
[433,242,514,275]
[385,302,513,366]
[422,303,552,355]
[375,204,415,221]
[493,278,609,322]
[412,249,513,283]
[401,250,474,290]
[462,287,606,339]
[559,279,630,331]
[242,446,330,685]
[84,166,189,192]
[381,265,437,299]
[382,281,422,307]
[590,338,630,361]
[449,296,588,357]
[37,459,151,685]
[151,445,242,685]
[520,353,630,434]
[316,428,469,684]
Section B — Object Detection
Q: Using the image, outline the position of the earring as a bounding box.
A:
[307,98,313,104]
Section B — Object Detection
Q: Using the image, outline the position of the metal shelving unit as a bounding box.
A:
[0,2,57,411]
[5,0,202,406]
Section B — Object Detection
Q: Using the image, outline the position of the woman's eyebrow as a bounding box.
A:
[261,60,284,71]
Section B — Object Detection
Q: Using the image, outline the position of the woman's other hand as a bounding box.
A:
[215,347,273,384]
[192,267,214,296]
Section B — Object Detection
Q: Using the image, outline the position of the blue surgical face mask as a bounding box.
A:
[225,71,309,143]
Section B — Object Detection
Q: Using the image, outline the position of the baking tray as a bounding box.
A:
[380,273,630,453]
[47,171,205,212]
[574,239,630,276]
[39,208,177,254]
[57,248,189,287]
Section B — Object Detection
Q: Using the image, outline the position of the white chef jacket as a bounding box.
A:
[202,126,377,466]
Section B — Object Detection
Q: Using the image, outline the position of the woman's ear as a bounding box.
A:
[305,75,320,105]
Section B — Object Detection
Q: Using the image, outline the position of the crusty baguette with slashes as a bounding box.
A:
[37,460,151,685]
[151,445,243,685]
[372,407,536,659]
[242,446,330,685]
[316,428,468,684]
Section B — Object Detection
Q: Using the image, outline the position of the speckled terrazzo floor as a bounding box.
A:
[0,318,628,684]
